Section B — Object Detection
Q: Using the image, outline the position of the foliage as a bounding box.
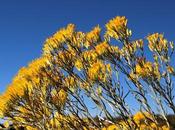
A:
[0,16,175,130]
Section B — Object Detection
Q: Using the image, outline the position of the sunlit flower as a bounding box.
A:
[82,50,98,63]
[84,25,101,48]
[134,60,160,80]
[147,33,168,52]
[88,61,111,82]
[133,112,153,125]
[105,16,131,40]
[75,59,83,71]
[43,24,75,55]
[95,41,110,55]
[51,89,67,104]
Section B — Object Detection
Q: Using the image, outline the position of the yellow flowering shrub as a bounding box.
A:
[0,16,175,130]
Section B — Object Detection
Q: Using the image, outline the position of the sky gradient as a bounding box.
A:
[0,0,175,93]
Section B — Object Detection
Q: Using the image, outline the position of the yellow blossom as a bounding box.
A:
[88,61,111,82]
[107,124,118,130]
[82,50,98,63]
[70,31,85,48]
[85,25,101,48]
[135,39,144,48]
[95,41,110,55]
[64,76,76,88]
[56,51,75,67]
[133,112,153,125]
[51,89,67,104]
[75,59,83,71]
[43,24,75,55]
[134,61,160,80]
[147,33,168,52]
[105,16,130,40]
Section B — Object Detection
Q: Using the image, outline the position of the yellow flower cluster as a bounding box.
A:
[75,59,83,71]
[147,33,168,52]
[139,62,159,79]
[82,50,98,63]
[95,41,110,55]
[46,112,67,129]
[0,57,51,114]
[105,16,131,40]
[133,112,153,124]
[130,60,160,80]
[64,76,77,88]
[88,60,111,82]
[43,24,75,55]
[58,51,73,62]
[54,50,76,68]
[84,25,101,48]
[70,31,85,48]
[102,112,169,130]
[1,16,174,130]
[51,89,68,105]
[133,112,169,130]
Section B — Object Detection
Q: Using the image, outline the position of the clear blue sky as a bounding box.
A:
[0,0,175,93]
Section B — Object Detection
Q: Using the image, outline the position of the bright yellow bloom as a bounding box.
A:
[70,31,85,48]
[0,56,51,114]
[82,50,98,63]
[147,33,168,52]
[64,76,76,88]
[43,24,75,55]
[162,125,170,130]
[88,61,111,82]
[18,106,30,114]
[136,62,152,76]
[56,50,75,67]
[75,59,83,71]
[133,112,152,124]
[85,25,101,48]
[95,41,110,55]
[106,124,118,130]
[105,16,130,40]
[134,61,160,80]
